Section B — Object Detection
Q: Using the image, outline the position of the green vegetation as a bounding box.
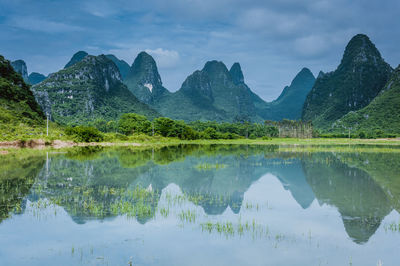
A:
[65,126,104,142]
[0,151,45,222]
[195,163,227,170]
[90,114,279,141]
[334,66,400,135]
[32,55,159,125]
[0,55,44,125]
[0,54,50,142]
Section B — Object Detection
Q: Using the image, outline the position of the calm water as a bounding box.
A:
[0,144,399,266]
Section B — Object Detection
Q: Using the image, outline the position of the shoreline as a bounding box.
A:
[1,137,400,150]
[0,139,142,149]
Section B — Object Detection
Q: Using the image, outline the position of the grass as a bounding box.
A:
[2,121,400,147]
[195,163,227,170]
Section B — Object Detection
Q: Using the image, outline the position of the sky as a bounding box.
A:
[1,0,399,101]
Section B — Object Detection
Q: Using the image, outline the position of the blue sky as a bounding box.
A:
[1,0,399,101]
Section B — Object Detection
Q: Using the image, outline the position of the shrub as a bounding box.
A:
[358,131,366,139]
[65,126,104,142]
[118,113,151,135]
[203,127,219,139]
[374,129,385,138]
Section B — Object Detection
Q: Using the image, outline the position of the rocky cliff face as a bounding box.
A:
[302,34,393,128]
[32,55,158,125]
[11,59,28,82]
[124,52,169,104]
[105,54,130,80]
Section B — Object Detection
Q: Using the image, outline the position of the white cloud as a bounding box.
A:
[82,0,120,17]
[8,16,83,33]
[145,48,180,69]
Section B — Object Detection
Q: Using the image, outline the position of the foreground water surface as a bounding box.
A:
[0,144,399,265]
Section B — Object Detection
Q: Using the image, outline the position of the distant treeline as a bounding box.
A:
[84,114,280,140]
[64,114,324,142]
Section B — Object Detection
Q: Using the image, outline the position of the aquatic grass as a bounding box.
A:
[195,163,227,171]
[200,218,271,239]
[159,207,170,218]
[384,221,400,233]
[178,210,196,223]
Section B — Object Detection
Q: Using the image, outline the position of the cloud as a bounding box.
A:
[8,16,83,33]
[145,48,180,69]
[82,0,120,17]
[1,0,400,101]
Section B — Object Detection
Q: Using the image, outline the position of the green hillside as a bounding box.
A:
[0,54,44,126]
[334,66,400,134]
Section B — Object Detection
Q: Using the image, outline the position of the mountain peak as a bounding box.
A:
[270,67,316,120]
[134,51,155,64]
[28,72,46,85]
[130,51,162,87]
[339,34,386,71]
[229,62,244,85]
[302,34,393,128]
[290,67,315,88]
[64,51,89,69]
[11,59,28,81]
[123,51,168,104]
[202,60,229,75]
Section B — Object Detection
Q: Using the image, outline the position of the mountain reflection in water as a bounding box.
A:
[1,144,400,246]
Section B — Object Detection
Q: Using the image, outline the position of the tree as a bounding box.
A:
[118,113,151,135]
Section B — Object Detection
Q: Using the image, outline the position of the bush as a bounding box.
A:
[249,133,257,139]
[118,113,151,135]
[203,127,220,139]
[103,132,128,142]
[358,131,366,139]
[374,129,385,138]
[65,126,104,142]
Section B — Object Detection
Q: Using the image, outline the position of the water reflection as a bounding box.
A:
[1,144,400,246]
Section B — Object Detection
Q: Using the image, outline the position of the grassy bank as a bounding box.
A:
[1,135,400,152]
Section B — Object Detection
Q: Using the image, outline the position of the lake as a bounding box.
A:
[0,144,399,265]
